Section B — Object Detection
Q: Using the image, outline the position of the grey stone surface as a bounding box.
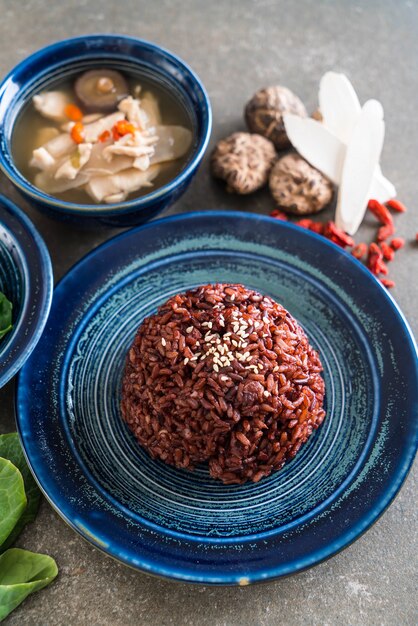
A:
[0,0,417,624]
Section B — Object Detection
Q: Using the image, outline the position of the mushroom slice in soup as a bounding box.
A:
[33,91,70,122]
[150,126,192,164]
[55,143,93,180]
[85,165,160,202]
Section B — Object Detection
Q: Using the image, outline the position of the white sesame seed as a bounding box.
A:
[213,363,219,372]
[273,365,279,372]
[219,319,225,327]
[224,332,231,338]
[263,316,269,324]
[186,326,193,333]
[230,294,236,301]
[221,375,229,382]
[184,357,189,365]
[263,390,270,397]
[231,339,238,347]
[161,337,166,346]
[242,351,250,359]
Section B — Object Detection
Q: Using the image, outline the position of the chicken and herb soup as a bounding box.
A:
[13,69,193,204]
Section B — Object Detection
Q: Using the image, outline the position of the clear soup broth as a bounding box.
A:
[13,68,193,205]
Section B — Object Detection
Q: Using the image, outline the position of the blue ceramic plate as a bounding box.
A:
[0,195,53,387]
[17,212,418,584]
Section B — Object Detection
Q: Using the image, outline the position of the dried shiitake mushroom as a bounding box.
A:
[211,132,276,194]
[245,86,307,150]
[75,69,129,112]
[269,153,333,214]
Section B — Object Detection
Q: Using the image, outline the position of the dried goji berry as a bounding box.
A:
[379,260,389,275]
[296,219,314,229]
[390,237,405,250]
[309,222,325,235]
[380,278,395,289]
[380,241,395,262]
[112,125,122,141]
[368,199,394,226]
[377,223,395,242]
[70,121,84,144]
[351,242,368,259]
[64,103,83,122]
[386,199,407,213]
[323,221,355,247]
[368,242,384,275]
[114,120,137,136]
[98,130,110,142]
[270,210,288,221]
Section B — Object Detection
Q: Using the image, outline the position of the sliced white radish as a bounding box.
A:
[283,114,345,184]
[336,100,385,235]
[319,72,361,143]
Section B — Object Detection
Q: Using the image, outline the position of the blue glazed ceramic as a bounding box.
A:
[0,35,211,228]
[17,212,418,584]
[0,195,53,387]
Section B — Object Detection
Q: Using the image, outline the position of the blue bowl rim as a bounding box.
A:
[0,34,212,216]
[15,210,418,584]
[0,194,53,387]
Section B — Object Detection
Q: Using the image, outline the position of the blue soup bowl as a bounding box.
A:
[0,35,212,228]
[0,195,53,387]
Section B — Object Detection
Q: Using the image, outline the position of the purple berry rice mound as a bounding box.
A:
[121,283,326,485]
